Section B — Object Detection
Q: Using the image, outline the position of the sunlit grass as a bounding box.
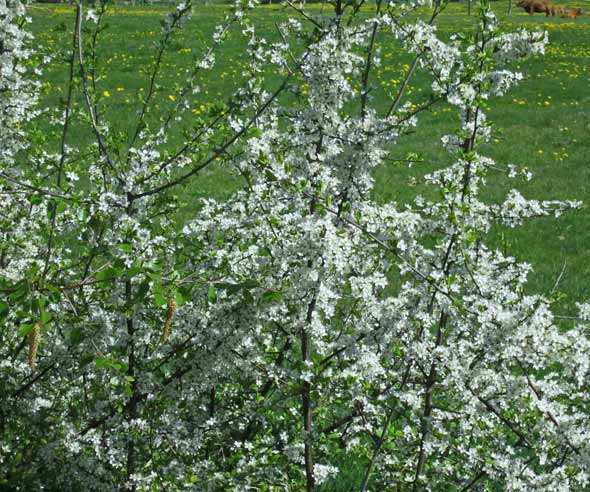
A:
[28,1,590,318]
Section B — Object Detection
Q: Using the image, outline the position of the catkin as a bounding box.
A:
[28,321,41,370]
[162,296,177,343]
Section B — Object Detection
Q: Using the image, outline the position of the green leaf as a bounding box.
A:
[95,356,111,369]
[80,353,94,367]
[9,282,28,302]
[19,323,34,337]
[119,243,133,253]
[243,289,254,304]
[125,266,143,279]
[177,286,191,306]
[29,194,43,205]
[96,267,118,282]
[135,282,150,303]
[96,356,127,372]
[146,271,161,281]
[207,285,218,304]
[261,290,282,303]
[44,283,61,294]
[154,291,166,308]
[40,311,52,324]
[0,301,8,319]
[70,327,83,345]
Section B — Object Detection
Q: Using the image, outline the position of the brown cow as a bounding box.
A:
[560,7,583,17]
[517,0,555,15]
[551,5,564,14]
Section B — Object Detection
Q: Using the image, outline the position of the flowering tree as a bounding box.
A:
[1,0,590,491]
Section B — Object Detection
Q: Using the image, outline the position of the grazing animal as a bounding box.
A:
[560,7,583,17]
[551,5,564,14]
[517,0,555,15]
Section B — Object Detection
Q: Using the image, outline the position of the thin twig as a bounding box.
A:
[128,2,192,150]
[76,4,124,187]
[360,404,395,492]
[0,172,78,201]
[130,76,291,200]
[551,260,567,294]
[41,4,80,281]
[360,0,383,117]
[386,4,445,118]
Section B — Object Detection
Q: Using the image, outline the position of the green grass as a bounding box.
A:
[28,2,590,310]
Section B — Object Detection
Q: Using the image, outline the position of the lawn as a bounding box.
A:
[20,2,590,489]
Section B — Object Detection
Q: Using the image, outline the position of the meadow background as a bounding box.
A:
[25,3,590,486]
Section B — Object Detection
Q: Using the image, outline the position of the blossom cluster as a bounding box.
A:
[1,0,589,491]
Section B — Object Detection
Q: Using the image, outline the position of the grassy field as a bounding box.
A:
[28,2,589,308]
[23,2,590,489]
